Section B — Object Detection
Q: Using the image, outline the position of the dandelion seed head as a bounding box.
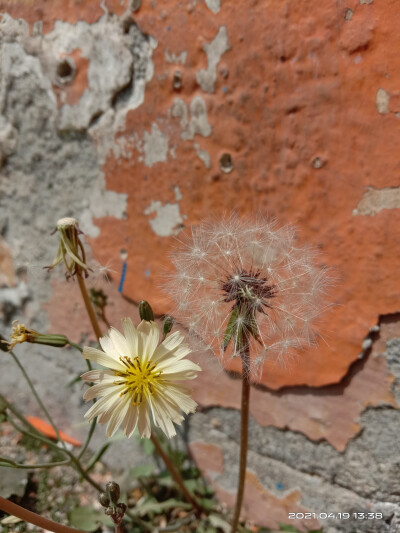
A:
[165,215,332,380]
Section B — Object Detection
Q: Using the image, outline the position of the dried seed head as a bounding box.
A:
[45,217,89,279]
[166,215,332,379]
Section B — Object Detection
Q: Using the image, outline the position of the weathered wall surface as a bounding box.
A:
[1,0,400,531]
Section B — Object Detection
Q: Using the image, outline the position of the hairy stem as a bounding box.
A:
[231,342,251,533]
[77,273,102,341]
[150,433,204,516]
[0,496,84,533]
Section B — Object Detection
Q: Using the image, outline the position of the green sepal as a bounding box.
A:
[222,307,239,351]
[162,316,174,337]
[139,300,155,322]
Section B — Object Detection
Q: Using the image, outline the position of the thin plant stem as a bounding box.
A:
[77,419,96,460]
[77,272,102,340]
[115,524,122,533]
[0,456,71,469]
[231,341,251,533]
[1,395,103,493]
[150,433,204,516]
[0,496,85,533]
[9,350,67,452]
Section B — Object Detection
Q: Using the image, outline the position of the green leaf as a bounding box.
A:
[209,513,231,533]
[68,506,113,531]
[132,498,192,517]
[130,464,154,478]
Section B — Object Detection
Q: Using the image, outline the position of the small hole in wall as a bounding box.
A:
[219,153,234,174]
[173,70,182,90]
[56,58,75,85]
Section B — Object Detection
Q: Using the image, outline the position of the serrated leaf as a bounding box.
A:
[68,506,113,531]
[130,464,154,478]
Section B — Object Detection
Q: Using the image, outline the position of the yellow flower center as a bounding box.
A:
[114,356,162,406]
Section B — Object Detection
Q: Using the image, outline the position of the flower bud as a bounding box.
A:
[106,481,120,504]
[139,300,154,322]
[98,492,110,508]
[117,503,127,516]
[162,316,174,337]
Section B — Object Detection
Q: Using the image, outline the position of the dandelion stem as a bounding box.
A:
[231,341,251,533]
[77,272,102,341]
[150,432,204,516]
[0,496,84,533]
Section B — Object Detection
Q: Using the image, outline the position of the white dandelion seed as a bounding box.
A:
[81,318,201,439]
[166,215,332,379]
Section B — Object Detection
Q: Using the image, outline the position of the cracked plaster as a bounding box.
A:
[2,1,400,528]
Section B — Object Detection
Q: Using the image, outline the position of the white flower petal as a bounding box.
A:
[157,359,201,374]
[159,330,184,351]
[122,318,139,355]
[84,390,122,421]
[137,321,159,364]
[137,402,151,438]
[83,381,121,401]
[80,369,115,383]
[149,396,178,438]
[109,327,130,357]
[159,385,197,414]
[152,341,191,366]
[106,395,131,437]
[83,347,126,371]
[99,334,121,361]
[122,404,139,437]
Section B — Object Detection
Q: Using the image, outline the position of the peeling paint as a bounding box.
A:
[204,0,221,14]
[144,199,184,236]
[194,142,211,168]
[376,88,390,114]
[354,187,400,216]
[142,123,169,167]
[164,49,187,65]
[196,26,230,93]
[171,96,212,140]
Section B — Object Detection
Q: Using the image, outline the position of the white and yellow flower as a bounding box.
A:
[81,319,200,439]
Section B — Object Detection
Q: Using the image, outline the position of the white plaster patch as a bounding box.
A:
[144,200,184,236]
[360,0,373,4]
[42,16,157,161]
[171,96,212,140]
[164,49,187,65]
[194,142,211,168]
[376,88,390,114]
[205,0,221,13]
[353,187,400,216]
[196,26,230,93]
[143,123,169,167]
[174,185,182,201]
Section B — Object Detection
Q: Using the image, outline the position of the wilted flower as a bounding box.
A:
[167,216,331,378]
[3,321,68,351]
[81,318,200,439]
[45,217,89,279]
